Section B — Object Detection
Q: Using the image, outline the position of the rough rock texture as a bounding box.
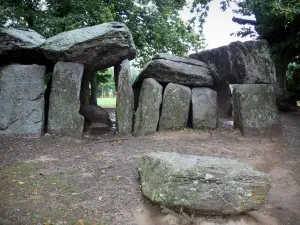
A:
[116,59,134,136]
[42,22,136,72]
[79,104,112,125]
[137,152,271,216]
[0,64,46,138]
[192,88,217,129]
[48,62,84,135]
[190,40,276,117]
[232,84,281,136]
[0,28,48,66]
[134,78,163,136]
[133,53,213,90]
[159,83,191,131]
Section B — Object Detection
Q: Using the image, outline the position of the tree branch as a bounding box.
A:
[232,17,257,26]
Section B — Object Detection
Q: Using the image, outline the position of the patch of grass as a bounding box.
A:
[97,97,116,108]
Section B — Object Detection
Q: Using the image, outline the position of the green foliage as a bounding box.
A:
[286,62,300,102]
[0,0,205,67]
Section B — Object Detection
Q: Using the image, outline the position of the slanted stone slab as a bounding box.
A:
[159,83,191,131]
[0,64,45,138]
[134,78,162,136]
[0,28,47,66]
[232,84,281,136]
[42,22,136,72]
[133,53,213,89]
[48,62,84,135]
[192,88,217,129]
[116,59,134,136]
[137,152,271,215]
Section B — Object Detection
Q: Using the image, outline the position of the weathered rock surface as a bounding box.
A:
[79,104,112,125]
[134,78,162,136]
[116,59,134,136]
[137,152,271,215]
[190,40,276,117]
[232,84,281,136]
[192,88,217,129]
[133,53,213,89]
[42,22,136,72]
[0,28,47,66]
[0,64,45,138]
[159,83,191,131]
[48,62,84,135]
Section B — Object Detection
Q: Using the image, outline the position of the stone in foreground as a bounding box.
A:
[192,88,217,129]
[137,152,271,215]
[42,22,136,72]
[134,78,163,136]
[159,83,191,131]
[48,62,84,135]
[0,64,45,138]
[116,59,134,136]
[232,84,281,136]
[133,53,213,89]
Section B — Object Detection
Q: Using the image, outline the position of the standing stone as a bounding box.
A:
[116,59,134,136]
[192,88,217,129]
[0,64,45,138]
[48,62,84,135]
[134,78,163,136]
[137,152,271,215]
[159,83,191,131]
[232,84,281,136]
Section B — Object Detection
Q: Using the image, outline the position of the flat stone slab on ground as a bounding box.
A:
[0,64,45,138]
[232,84,281,136]
[137,152,271,216]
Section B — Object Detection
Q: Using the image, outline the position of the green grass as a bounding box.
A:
[97,97,116,108]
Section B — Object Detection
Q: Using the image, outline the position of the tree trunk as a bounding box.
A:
[274,60,289,103]
[114,64,121,91]
[90,73,98,105]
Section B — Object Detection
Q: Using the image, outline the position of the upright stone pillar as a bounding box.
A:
[48,62,84,135]
[116,59,134,136]
[0,64,45,138]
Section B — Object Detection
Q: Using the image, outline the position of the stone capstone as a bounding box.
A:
[133,53,213,90]
[159,83,191,131]
[137,152,271,215]
[116,59,134,136]
[41,22,136,72]
[0,28,47,66]
[232,84,281,136]
[192,88,217,129]
[0,64,46,138]
[134,78,163,136]
[47,62,84,135]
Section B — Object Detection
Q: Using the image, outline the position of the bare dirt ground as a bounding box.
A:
[0,112,300,225]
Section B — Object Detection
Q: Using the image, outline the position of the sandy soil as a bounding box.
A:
[0,112,299,225]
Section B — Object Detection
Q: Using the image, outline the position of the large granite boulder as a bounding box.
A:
[159,83,191,131]
[232,84,281,136]
[190,40,276,117]
[133,53,213,90]
[116,59,134,136]
[0,64,46,138]
[0,28,47,66]
[42,22,136,72]
[79,104,112,125]
[192,88,217,129]
[137,152,271,215]
[48,62,84,135]
[134,78,163,136]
